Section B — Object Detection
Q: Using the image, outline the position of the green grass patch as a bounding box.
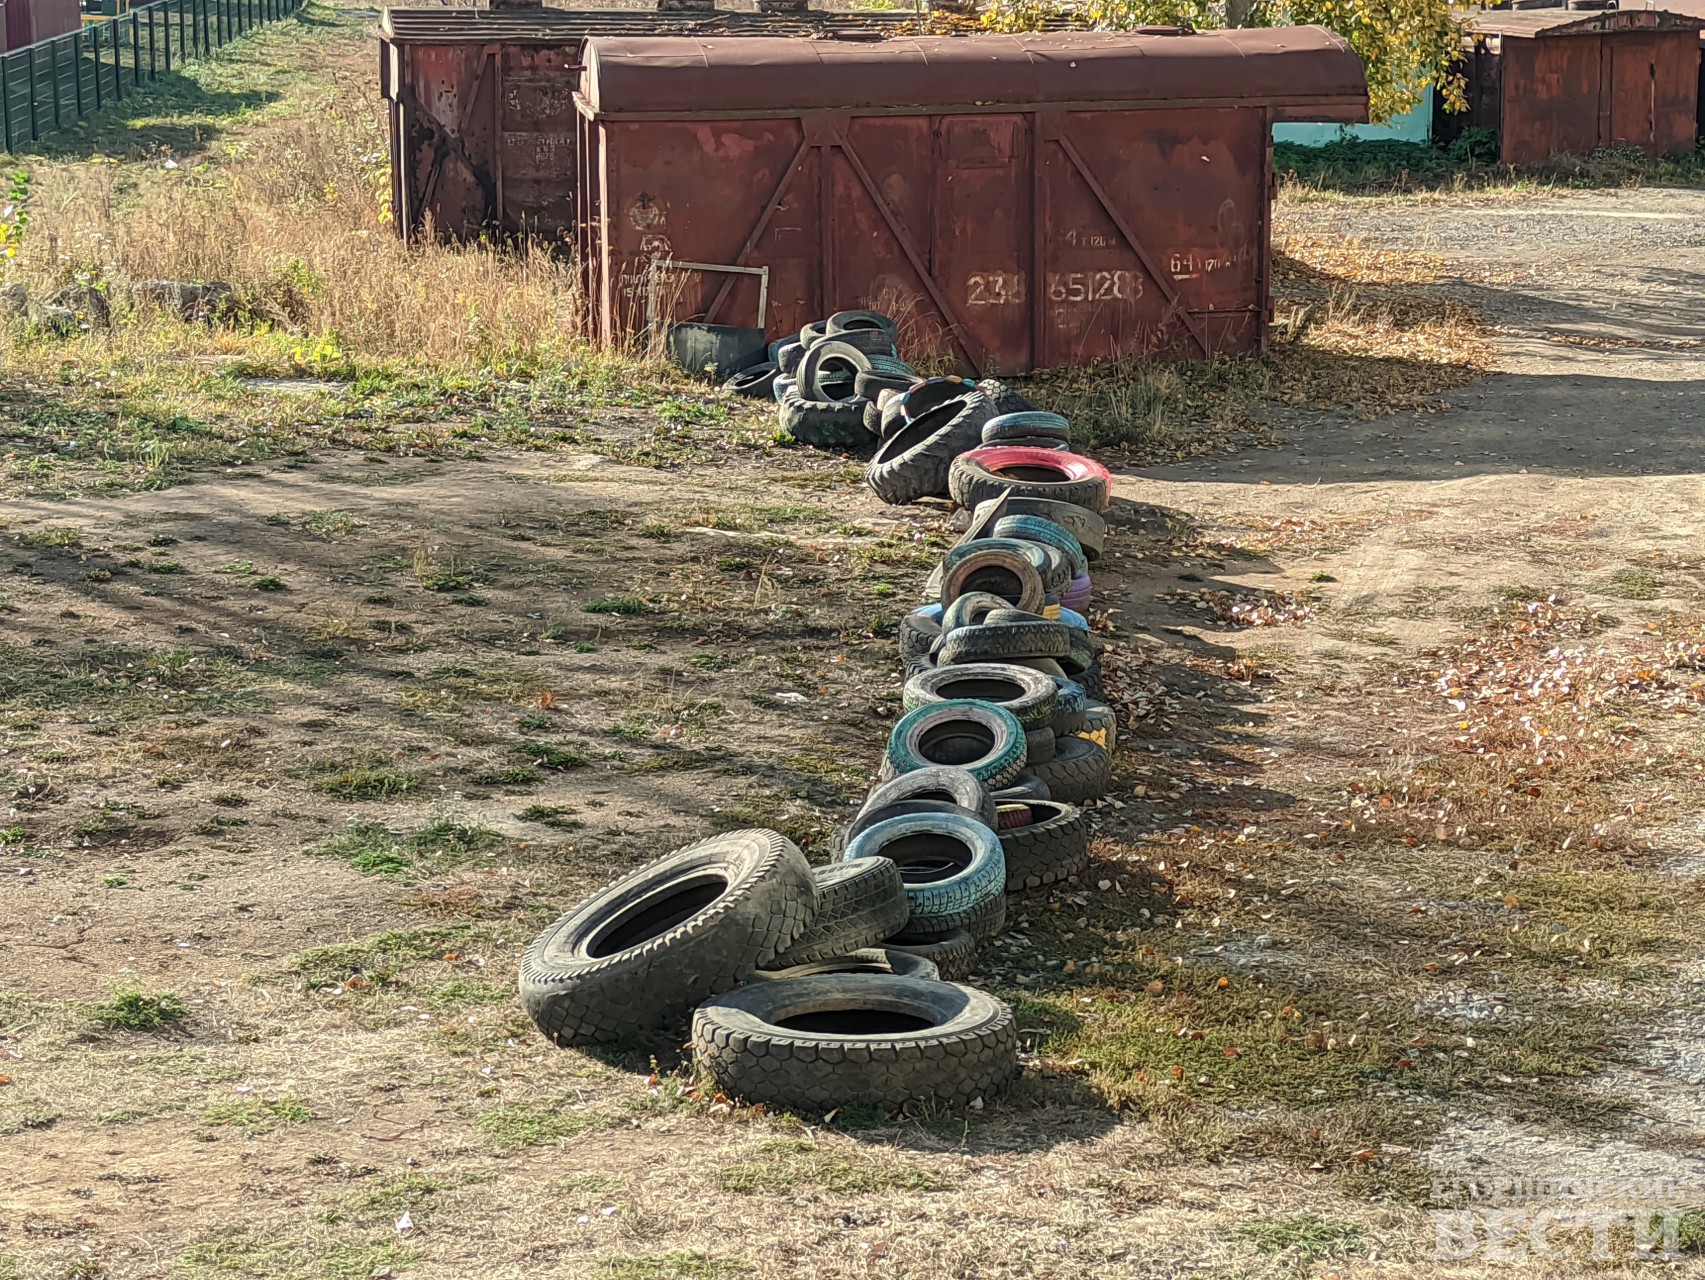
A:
[86,989,188,1032]
[175,1229,416,1280]
[584,597,649,616]
[310,762,422,801]
[517,743,588,771]
[598,1253,752,1280]
[203,1097,311,1132]
[310,821,411,880]
[476,1103,619,1152]
[716,1139,950,1195]
[284,924,479,990]
[1232,1215,1364,1261]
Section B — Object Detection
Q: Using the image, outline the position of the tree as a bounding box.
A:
[981,0,1465,125]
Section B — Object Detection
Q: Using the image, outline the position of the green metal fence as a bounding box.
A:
[1,0,305,151]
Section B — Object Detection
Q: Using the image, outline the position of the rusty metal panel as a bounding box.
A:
[578,30,1368,373]
[1499,36,1603,161]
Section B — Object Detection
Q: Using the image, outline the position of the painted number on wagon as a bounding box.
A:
[966,272,1026,306]
[1047,270,1143,304]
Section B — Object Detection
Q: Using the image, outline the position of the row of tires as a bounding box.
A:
[511,319,1119,1115]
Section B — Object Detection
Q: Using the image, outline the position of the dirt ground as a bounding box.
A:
[2,186,1704,1280]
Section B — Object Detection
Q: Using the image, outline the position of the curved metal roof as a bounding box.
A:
[578,29,1368,117]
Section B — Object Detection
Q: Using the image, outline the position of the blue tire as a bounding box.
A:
[885,699,1027,789]
[1059,607,1089,632]
[843,811,1006,935]
[991,515,1088,577]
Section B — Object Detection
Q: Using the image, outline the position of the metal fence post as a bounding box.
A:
[149,6,157,79]
[24,50,37,143]
[91,23,102,111]
[0,61,12,153]
[131,14,140,88]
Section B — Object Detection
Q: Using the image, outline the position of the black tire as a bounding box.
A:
[1003,497,1106,559]
[987,435,1071,452]
[1077,662,1106,701]
[799,339,873,402]
[1051,678,1088,735]
[1060,630,1096,678]
[999,800,1089,891]
[766,857,910,968]
[863,396,885,440]
[724,362,778,399]
[936,619,1071,667]
[1080,700,1117,754]
[775,340,806,377]
[779,386,876,451]
[1029,735,1111,803]
[902,662,1058,729]
[958,883,1008,940]
[884,928,977,981]
[857,764,996,827]
[749,947,938,983]
[519,829,816,1046]
[692,974,1017,1112]
[826,309,900,340]
[949,452,1108,514]
[977,378,1033,417]
[940,590,1011,634]
[800,320,828,349]
[866,391,991,506]
[1024,723,1056,765]
[938,546,1045,614]
[898,609,942,666]
[993,772,1051,802]
[982,411,1070,445]
[1005,656,1068,679]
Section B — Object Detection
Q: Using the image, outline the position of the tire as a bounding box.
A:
[1062,630,1096,678]
[1059,607,1090,633]
[1079,701,1117,754]
[1062,571,1092,613]
[1007,657,1068,678]
[1024,723,1057,765]
[800,320,828,349]
[766,857,910,968]
[958,883,1007,940]
[996,803,1035,831]
[992,515,1088,577]
[749,947,938,983]
[898,609,942,666]
[799,340,873,403]
[993,772,1051,802]
[1051,678,1088,735]
[854,355,916,400]
[866,391,990,506]
[940,590,1011,635]
[893,376,977,428]
[692,974,1016,1112]
[983,411,1070,445]
[776,340,806,376]
[998,800,1089,891]
[885,700,1027,790]
[838,799,988,857]
[724,362,778,399]
[949,446,1112,514]
[779,386,876,451]
[902,663,1058,729]
[1003,497,1107,559]
[772,375,796,404]
[826,309,899,341]
[1078,662,1106,702]
[884,927,976,981]
[938,546,1045,614]
[936,619,1071,667]
[519,829,815,1046]
[843,812,1006,934]
[1029,735,1111,803]
[857,765,997,828]
[989,436,1071,452]
[977,378,1033,417]
[827,328,898,358]
[863,397,885,440]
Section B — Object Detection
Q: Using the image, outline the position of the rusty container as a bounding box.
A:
[1451,8,1705,165]
[378,7,914,241]
[575,31,1367,373]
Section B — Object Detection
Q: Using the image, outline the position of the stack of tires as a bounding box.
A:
[519,827,1018,1114]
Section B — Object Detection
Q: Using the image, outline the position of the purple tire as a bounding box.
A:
[1061,571,1091,612]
